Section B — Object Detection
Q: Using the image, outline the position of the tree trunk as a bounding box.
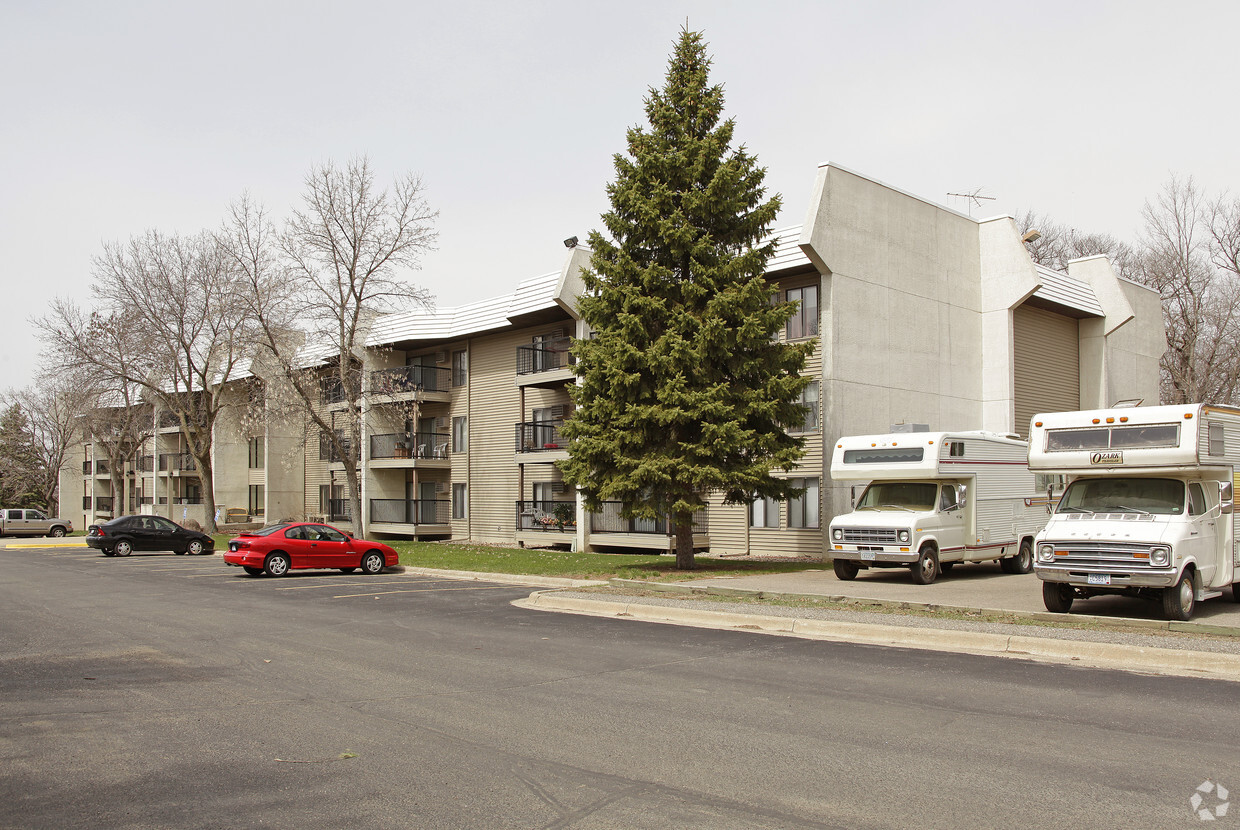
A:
[344,463,363,538]
[674,511,696,570]
[196,458,218,534]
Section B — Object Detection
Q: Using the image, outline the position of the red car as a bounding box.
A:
[223,522,398,577]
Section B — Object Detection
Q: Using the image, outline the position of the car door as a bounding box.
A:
[24,510,52,535]
[148,516,185,552]
[279,525,313,568]
[1187,482,1219,587]
[312,525,353,567]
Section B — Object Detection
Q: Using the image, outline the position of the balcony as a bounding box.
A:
[94,460,111,476]
[370,365,451,403]
[158,453,197,474]
[515,337,575,387]
[587,501,709,553]
[369,498,450,536]
[514,420,568,462]
[515,500,576,533]
[138,455,155,472]
[369,432,451,469]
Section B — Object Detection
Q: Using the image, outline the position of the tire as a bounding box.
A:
[339,567,357,574]
[242,566,264,576]
[1001,540,1034,575]
[1162,571,1196,621]
[1042,581,1073,613]
[185,540,204,556]
[833,559,859,580]
[360,551,385,575]
[910,545,938,585]
[114,540,133,557]
[102,549,116,557]
[49,526,66,538]
[264,552,291,577]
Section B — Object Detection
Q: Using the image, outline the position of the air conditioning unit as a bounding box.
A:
[435,481,449,493]
[436,351,449,364]
[434,416,448,430]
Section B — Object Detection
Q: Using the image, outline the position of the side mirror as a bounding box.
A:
[1221,481,1234,515]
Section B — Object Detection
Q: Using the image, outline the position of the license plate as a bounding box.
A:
[860,550,876,561]
[1087,573,1111,585]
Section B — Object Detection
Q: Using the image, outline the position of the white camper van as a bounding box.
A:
[828,431,1049,584]
[1029,403,1240,621]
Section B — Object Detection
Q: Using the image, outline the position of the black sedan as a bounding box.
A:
[86,515,215,557]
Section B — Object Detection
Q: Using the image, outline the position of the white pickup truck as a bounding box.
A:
[0,508,73,537]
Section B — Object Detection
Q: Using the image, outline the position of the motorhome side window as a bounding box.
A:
[948,441,964,457]
[1046,423,1179,451]
[842,447,924,464]
[1208,423,1225,456]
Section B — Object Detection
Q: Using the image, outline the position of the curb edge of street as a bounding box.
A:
[515,590,1240,682]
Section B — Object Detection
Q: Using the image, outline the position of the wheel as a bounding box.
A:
[264,552,291,577]
[185,540,204,555]
[910,545,938,585]
[114,540,133,557]
[360,551,385,575]
[339,567,357,574]
[939,562,954,573]
[102,549,116,557]
[242,566,264,576]
[49,526,66,538]
[832,559,859,580]
[1162,571,1196,621]
[1001,540,1034,574]
[1042,581,1073,613]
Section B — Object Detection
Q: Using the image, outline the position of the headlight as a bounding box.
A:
[1149,545,1171,567]
[898,529,910,544]
[1037,543,1056,563]
[831,528,843,541]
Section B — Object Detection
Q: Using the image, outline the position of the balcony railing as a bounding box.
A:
[370,431,451,460]
[370,365,451,395]
[516,500,576,532]
[369,498,448,525]
[159,453,196,472]
[319,434,353,463]
[589,502,709,536]
[325,499,353,523]
[172,497,202,505]
[516,336,575,376]
[515,420,568,453]
[138,455,155,472]
[95,497,114,513]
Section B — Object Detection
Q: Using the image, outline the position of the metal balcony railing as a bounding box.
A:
[138,455,155,472]
[516,336,575,375]
[588,502,708,536]
[515,420,568,453]
[370,365,451,395]
[516,500,576,532]
[370,431,451,460]
[369,498,448,525]
[325,499,353,523]
[159,453,196,472]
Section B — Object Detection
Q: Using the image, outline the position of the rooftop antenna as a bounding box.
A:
[947,188,996,216]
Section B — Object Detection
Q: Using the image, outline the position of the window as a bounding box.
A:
[82,496,92,510]
[1209,423,1225,456]
[452,350,468,387]
[750,494,779,528]
[452,483,467,519]
[452,416,468,453]
[793,381,819,433]
[248,484,265,517]
[1189,483,1207,516]
[949,441,965,457]
[785,285,819,340]
[788,477,820,528]
[248,436,264,469]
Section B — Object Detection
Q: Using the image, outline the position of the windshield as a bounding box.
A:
[856,482,937,511]
[1057,477,1185,515]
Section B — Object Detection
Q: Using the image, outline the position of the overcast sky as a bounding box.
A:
[3,0,1236,389]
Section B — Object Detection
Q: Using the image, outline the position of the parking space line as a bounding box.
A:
[332,585,515,599]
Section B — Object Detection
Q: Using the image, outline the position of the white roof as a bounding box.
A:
[1032,264,1105,317]
[767,225,813,273]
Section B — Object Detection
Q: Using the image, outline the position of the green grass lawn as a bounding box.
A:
[386,540,830,581]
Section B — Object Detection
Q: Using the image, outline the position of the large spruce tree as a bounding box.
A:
[560,29,814,569]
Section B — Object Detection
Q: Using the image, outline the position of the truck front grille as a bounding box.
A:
[1047,541,1159,568]
[842,528,899,544]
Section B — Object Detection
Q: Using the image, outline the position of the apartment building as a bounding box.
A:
[59,163,1164,556]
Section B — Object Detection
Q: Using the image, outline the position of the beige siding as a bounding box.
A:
[1014,305,1080,437]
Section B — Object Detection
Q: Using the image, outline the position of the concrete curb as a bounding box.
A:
[607,578,1240,639]
[516,591,1240,682]
[397,567,607,590]
[3,539,89,549]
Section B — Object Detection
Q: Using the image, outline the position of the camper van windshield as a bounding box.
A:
[1057,477,1185,515]
[856,482,937,511]
[843,447,924,464]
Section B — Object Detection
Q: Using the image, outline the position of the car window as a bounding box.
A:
[152,517,179,532]
[318,527,348,542]
[27,510,46,520]
[283,526,304,540]
[6,510,19,520]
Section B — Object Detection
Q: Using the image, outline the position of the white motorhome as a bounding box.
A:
[828,431,1049,584]
[1029,403,1240,621]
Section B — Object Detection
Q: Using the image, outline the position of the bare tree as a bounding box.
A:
[223,158,437,533]
[35,230,254,532]
[1015,210,1140,280]
[4,368,100,513]
[1136,176,1240,404]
